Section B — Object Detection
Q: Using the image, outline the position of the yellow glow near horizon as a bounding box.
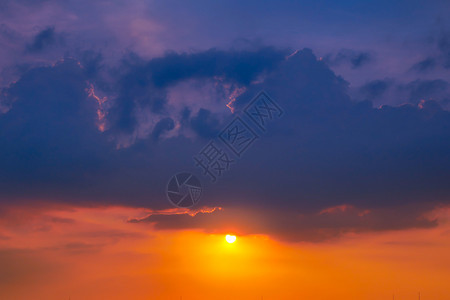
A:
[225,234,236,243]
[1,204,450,299]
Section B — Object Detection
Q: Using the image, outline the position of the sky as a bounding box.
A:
[0,0,450,299]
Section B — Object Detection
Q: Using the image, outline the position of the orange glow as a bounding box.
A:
[0,203,448,299]
[86,83,108,132]
[226,86,246,113]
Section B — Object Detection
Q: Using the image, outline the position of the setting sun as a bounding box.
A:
[225,234,237,243]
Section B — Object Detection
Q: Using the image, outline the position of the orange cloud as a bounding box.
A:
[0,202,449,299]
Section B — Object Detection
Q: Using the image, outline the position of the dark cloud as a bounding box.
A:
[324,49,373,69]
[411,57,437,72]
[26,27,62,53]
[412,27,450,71]
[401,79,450,105]
[356,78,450,109]
[226,50,450,215]
[0,47,287,205]
[129,203,438,243]
[152,117,175,141]
[437,28,450,68]
[190,108,221,139]
[108,47,287,135]
[1,48,449,242]
[80,50,104,79]
[359,79,393,100]
[0,59,112,198]
[148,47,286,88]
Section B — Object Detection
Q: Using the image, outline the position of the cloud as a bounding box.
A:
[411,26,450,71]
[26,27,62,53]
[151,117,175,141]
[1,47,450,242]
[324,49,373,69]
[401,79,449,105]
[148,48,286,88]
[129,203,438,243]
[190,108,221,139]
[107,47,287,137]
[411,57,437,72]
[359,79,394,101]
[0,46,287,204]
[224,50,450,212]
[356,78,450,109]
[437,28,450,68]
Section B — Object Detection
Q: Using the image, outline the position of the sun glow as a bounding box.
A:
[225,234,236,243]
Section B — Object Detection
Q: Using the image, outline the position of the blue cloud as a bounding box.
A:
[1,48,449,241]
[26,27,62,53]
[324,49,373,69]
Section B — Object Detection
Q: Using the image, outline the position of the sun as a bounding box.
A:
[225,234,236,243]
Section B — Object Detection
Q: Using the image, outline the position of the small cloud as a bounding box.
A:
[437,29,450,68]
[402,79,449,105]
[190,108,221,139]
[359,79,393,100]
[411,57,437,72]
[324,49,373,69]
[26,27,63,53]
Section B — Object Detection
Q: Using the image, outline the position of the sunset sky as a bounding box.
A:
[0,0,450,299]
